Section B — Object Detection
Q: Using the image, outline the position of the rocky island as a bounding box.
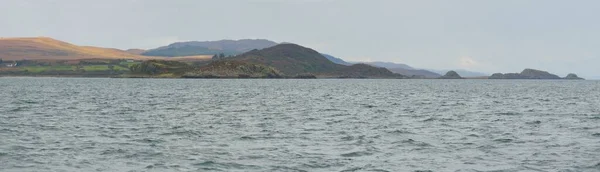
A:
[564,73,584,80]
[438,70,463,79]
[489,69,584,80]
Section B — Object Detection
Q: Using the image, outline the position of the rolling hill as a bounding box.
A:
[0,37,155,60]
[229,44,404,78]
[142,39,278,57]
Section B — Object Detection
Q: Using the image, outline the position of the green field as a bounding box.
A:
[119,61,141,67]
[21,65,129,73]
[83,65,129,71]
[22,66,75,73]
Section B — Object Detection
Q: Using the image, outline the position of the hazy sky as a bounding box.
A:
[1,0,599,78]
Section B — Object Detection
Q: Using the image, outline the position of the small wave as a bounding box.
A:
[400,139,432,147]
[526,120,542,125]
[592,133,600,137]
[133,138,164,144]
[159,130,202,137]
[387,129,414,134]
[11,145,34,150]
[340,151,373,157]
[340,135,354,141]
[240,136,256,140]
[497,112,521,116]
[494,138,514,143]
[320,108,342,112]
[100,148,127,155]
[362,104,377,108]
[423,117,436,122]
[193,160,261,170]
[20,100,38,104]
[9,107,26,112]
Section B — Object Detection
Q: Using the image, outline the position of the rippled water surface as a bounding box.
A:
[1,78,599,172]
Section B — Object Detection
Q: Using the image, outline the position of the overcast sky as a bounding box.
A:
[1,0,599,78]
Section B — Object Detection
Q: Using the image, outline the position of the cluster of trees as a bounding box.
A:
[212,53,234,60]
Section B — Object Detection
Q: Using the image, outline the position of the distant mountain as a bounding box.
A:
[142,39,278,57]
[320,55,440,78]
[431,69,488,77]
[0,37,154,60]
[356,61,443,78]
[387,68,441,78]
[361,61,414,70]
[322,54,352,66]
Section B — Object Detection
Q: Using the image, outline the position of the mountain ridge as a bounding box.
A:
[142,39,278,57]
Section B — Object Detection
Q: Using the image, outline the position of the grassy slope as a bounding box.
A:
[0,37,157,60]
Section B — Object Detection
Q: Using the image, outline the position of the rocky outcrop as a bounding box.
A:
[129,60,192,75]
[564,73,584,80]
[182,61,283,78]
[489,69,563,79]
[438,70,463,79]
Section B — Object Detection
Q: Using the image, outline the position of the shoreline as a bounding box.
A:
[1,75,596,80]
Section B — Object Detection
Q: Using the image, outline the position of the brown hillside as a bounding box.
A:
[0,37,156,60]
[125,49,146,55]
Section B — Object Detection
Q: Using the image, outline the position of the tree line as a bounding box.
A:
[212,53,234,60]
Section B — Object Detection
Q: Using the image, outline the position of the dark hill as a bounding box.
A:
[142,39,278,57]
[489,69,563,79]
[323,64,404,78]
[229,44,403,78]
[230,44,343,75]
[438,70,463,79]
[360,61,440,78]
